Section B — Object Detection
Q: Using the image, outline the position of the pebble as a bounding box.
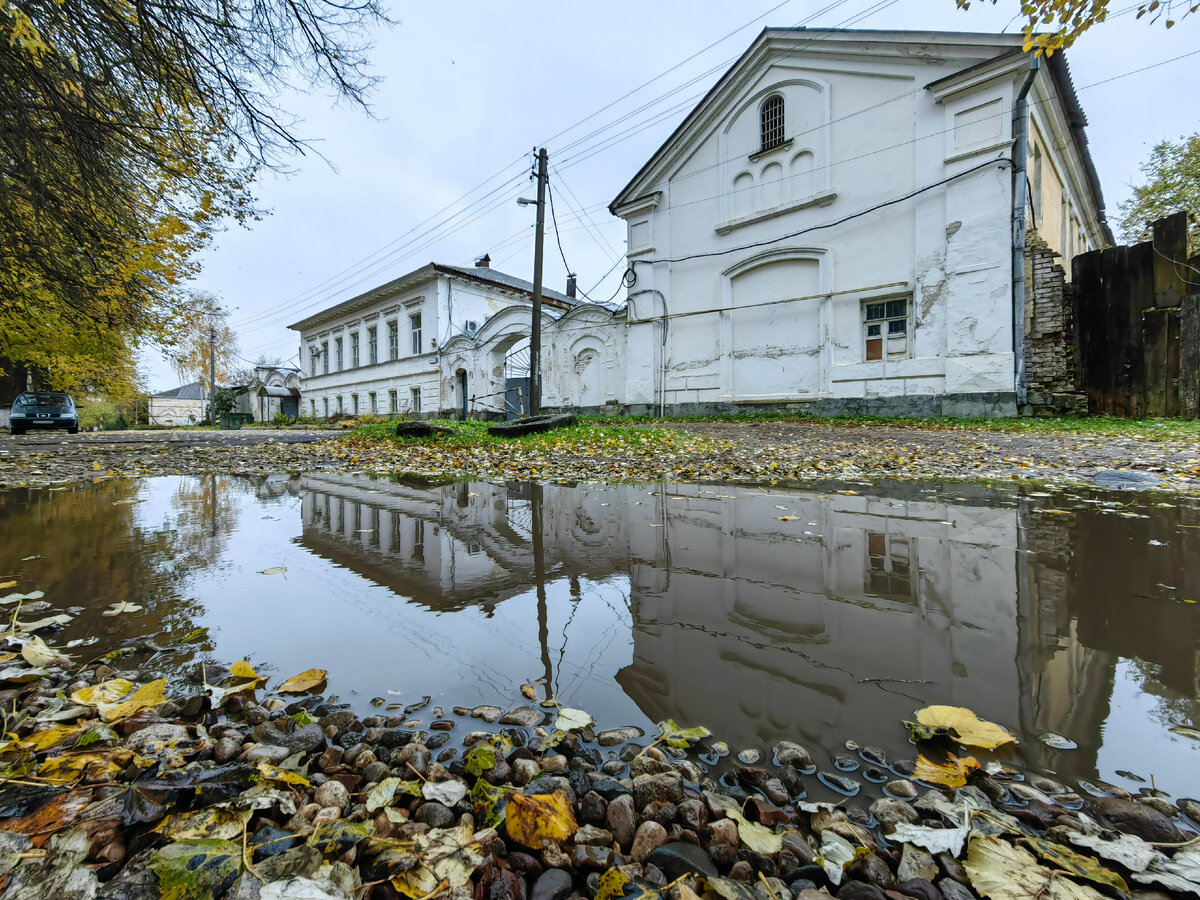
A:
[773,741,816,773]
[631,820,668,863]
[499,706,542,727]
[214,736,243,763]
[242,744,291,765]
[633,771,684,809]
[886,779,918,799]
[597,726,644,747]
[870,797,919,833]
[531,868,573,900]
[313,780,349,811]
[737,748,762,765]
[471,705,503,723]
[607,793,637,849]
[897,844,938,883]
[414,802,455,828]
[647,841,719,880]
[574,825,613,846]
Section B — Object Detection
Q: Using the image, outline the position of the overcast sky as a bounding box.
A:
[138,0,1200,387]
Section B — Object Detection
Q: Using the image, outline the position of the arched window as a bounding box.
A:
[760,95,784,150]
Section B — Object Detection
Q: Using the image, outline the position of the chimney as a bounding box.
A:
[566,274,577,300]
[475,253,491,268]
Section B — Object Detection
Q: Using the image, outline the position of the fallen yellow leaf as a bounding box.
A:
[276,668,327,694]
[504,791,577,849]
[0,581,16,590]
[914,753,980,788]
[102,678,167,723]
[915,705,1015,749]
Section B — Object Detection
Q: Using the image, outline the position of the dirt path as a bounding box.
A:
[1,421,1198,493]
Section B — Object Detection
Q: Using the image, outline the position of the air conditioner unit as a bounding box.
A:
[464,320,479,335]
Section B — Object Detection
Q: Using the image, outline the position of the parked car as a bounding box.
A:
[8,392,79,435]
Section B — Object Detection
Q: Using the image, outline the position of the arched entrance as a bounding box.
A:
[456,369,468,420]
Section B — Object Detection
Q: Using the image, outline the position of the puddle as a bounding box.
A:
[1,474,1198,799]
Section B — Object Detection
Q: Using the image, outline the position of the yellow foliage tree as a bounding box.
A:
[955,0,1197,53]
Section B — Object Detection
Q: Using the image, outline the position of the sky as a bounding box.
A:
[138,0,1200,388]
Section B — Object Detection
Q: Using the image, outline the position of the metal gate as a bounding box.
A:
[503,342,531,420]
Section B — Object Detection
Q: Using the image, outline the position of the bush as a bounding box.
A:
[211,388,238,417]
[271,411,295,426]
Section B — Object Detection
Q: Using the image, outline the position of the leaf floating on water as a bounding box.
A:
[914,705,1015,749]
[258,566,287,575]
[20,636,66,668]
[776,515,801,522]
[0,581,15,590]
[276,669,327,694]
[913,753,980,787]
[520,683,537,700]
[101,600,143,616]
[554,707,593,732]
[1170,726,1200,742]
[147,838,243,900]
[656,718,712,748]
[904,720,959,743]
[71,677,135,709]
[1039,732,1078,750]
[504,791,577,849]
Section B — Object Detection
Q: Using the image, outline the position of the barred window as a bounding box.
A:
[761,95,784,151]
[388,321,399,360]
[864,297,910,361]
[368,327,378,365]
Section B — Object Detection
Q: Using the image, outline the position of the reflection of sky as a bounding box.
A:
[1097,660,1200,800]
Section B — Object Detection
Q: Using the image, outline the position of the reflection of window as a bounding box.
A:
[413,519,425,562]
[761,95,784,150]
[467,541,481,555]
[866,530,915,602]
[864,297,909,361]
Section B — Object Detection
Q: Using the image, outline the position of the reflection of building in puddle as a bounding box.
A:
[296,474,1198,780]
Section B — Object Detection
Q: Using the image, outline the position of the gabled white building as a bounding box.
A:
[597,28,1110,416]
[289,259,574,420]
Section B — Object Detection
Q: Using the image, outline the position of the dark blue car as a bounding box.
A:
[8,392,79,435]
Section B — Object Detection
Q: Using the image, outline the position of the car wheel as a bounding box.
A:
[10,428,24,436]
[67,426,79,435]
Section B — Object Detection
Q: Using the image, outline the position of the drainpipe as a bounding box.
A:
[1012,51,1040,411]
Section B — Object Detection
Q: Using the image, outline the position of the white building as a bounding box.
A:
[453,29,1111,419]
[289,259,574,420]
[233,365,302,422]
[147,382,207,426]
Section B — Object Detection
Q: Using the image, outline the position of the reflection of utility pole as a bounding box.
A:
[210,474,217,539]
[209,325,216,424]
[531,483,554,699]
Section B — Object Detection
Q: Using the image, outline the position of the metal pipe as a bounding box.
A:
[1012,51,1040,411]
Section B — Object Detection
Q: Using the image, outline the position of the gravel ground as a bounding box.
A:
[1,421,1199,493]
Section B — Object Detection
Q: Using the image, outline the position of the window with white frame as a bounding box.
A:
[335,337,343,371]
[323,398,329,419]
[310,399,316,416]
[310,350,317,377]
[388,390,398,413]
[321,342,329,375]
[351,333,360,368]
[351,393,359,414]
[368,327,378,364]
[410,313,422,355]
[411,387,421,413]
[863,297,910,361]
[760,95,784,151]
[368,392,377,413]
[388,321,399,360]
[336,396,343,414]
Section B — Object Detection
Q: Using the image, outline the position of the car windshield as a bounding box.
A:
[15,393,71,408]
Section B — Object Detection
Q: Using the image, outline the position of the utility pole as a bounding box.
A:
[209,324,216,424]
[529,148,548,416]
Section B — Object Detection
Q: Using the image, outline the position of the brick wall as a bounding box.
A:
[1024,231,1087,415]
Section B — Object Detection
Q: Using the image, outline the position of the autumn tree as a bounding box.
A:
[954,1,1196,52]
[1116,134,1200,256]
[0,0,385,394]
[169,293,241,390]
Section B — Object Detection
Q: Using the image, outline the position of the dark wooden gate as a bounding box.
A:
[1072,213,1199,417]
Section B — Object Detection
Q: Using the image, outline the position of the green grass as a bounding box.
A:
[345,418,700,451]
[577,412,1200,441]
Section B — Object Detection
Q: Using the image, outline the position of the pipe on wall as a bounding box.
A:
[1012,51,1040,410]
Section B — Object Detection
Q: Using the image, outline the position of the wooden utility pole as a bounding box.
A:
[529,148,548,416]
[209,324,216,424]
